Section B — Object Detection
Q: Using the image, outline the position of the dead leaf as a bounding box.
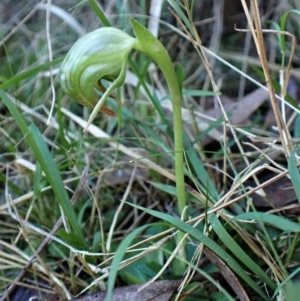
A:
[204,248,250,301]
[69,280,182,301]
[8,284,58,301]
[201,88,269,146]
[205,87,269,125]
[250,173,297,208]
[103,166,148,187]
[162,88,269,147]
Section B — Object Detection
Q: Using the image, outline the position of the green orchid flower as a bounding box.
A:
[59,27,141,123]
[59,20,187,274]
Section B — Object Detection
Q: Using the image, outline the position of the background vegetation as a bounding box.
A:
[1,0,300,300]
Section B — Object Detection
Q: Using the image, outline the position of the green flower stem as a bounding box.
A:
[160,66,186,216]
[155,44,187,274]
[131,20,186,216]
[130,19,186,274]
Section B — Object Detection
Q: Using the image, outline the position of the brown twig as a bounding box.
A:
[240,0,293,158]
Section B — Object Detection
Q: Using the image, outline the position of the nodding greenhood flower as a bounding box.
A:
[59,27,140,119]
[60,20,187,273]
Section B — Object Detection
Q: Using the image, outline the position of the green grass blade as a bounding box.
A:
[0,57,63,90]
[209,214,276,289]
[167,0,195,39]
[0,89,86,248]
[0,172,22,196]
[163,246,236,301]
[283,279,300,301]
[288,150,300,204]
[125,201,270,301]
[234,212,300,232]
[128,58,172,133]
[88,0,111,27]
[150,182,177,196]
[269,21,282,52]
[280,10,300,54]
[182,89,219,97]
[105,224,149,301]
[294,114,300,138]
[272,267,300,299]
[183,135,219,201]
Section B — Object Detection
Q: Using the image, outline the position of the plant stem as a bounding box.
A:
[131,19,187,274]
[132,22,186,218]
[161,66,186,216]
[160,61,187,274]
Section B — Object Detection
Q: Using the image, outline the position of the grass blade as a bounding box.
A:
[0,57,63,90]
[209,213,276,289]
[288,150,300,204]
[234,212,300,232]
[183,135,219,201]
[125,201,270,301]
[0,89,86,248]
[105,224,150,301]
[88,0,111,27]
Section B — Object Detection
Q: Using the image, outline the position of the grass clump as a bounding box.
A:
[1,1,300,301]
